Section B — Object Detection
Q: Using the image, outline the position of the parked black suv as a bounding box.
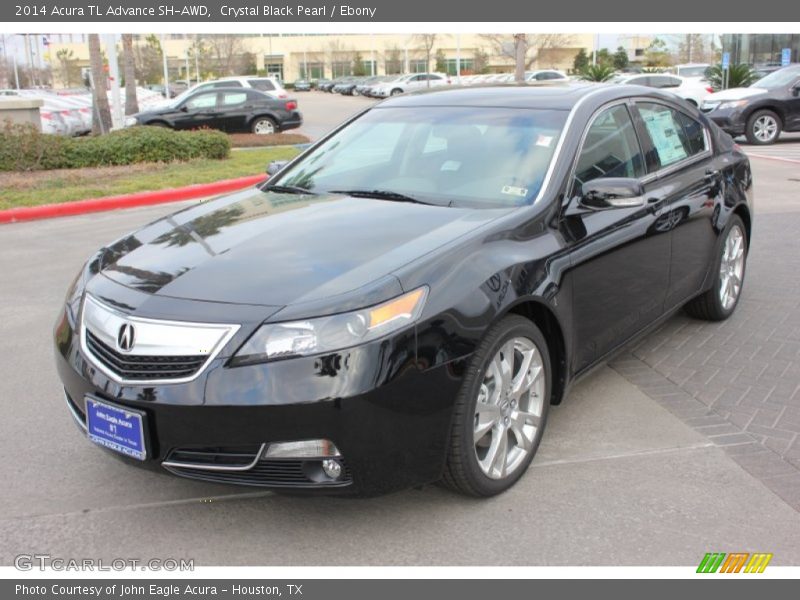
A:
[701,64,800,144]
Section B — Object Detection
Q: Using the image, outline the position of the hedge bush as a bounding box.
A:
[0,122,231,171]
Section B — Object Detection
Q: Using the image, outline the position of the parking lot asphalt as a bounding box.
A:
[1,93,799,566]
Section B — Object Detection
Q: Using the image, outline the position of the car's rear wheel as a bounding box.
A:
[684,215,748,321]
[745,109,782,145]
[442,315,550,497]
[252,117,277,135]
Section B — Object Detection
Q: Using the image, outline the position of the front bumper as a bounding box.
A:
[705,108,747,137]
[54,305,464,496]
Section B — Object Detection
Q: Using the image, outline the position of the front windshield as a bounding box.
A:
[271,106,567,208]
[752,67,800,89]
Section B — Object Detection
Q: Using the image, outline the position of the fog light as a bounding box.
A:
[322,458,343,480]
[264,439,340,459]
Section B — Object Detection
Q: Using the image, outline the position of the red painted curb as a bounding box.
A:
[0,174,267,224]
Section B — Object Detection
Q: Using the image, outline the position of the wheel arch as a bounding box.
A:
[745,103,786,126]
[249,113,279,128]
[733,203,752,249]
[505,298,568,405]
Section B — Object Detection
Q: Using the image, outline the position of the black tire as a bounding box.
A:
[146,121,170,128]
[684,215,748,321]
[442,315,551,497]
[390,88,403,96]
[251,116,277,135]
[745,109,782,145]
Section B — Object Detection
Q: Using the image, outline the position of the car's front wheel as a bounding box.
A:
[390,88,403,96]
[442,315,551,497]
[745,109,782,145]
[251,116,277,135]
[685,215,748,321]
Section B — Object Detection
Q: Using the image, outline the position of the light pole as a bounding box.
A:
[160,34,170,97]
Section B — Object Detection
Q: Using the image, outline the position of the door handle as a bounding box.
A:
[704,169,720,180]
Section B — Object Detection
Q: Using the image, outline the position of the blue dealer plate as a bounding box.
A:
[85,397,147,461]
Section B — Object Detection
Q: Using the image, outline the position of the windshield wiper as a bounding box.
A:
[262,184,317,195]
[328,189,438,205]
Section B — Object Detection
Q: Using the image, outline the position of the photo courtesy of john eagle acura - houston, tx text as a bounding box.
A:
[54,83,753,497]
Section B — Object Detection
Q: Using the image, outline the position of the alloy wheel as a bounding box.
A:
[719,224,745,310]
[753,115,778,143]
[473,337,545,480]
[253,119,276,135]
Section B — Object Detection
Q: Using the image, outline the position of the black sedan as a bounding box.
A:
[702,64,800,144]
[56,84,753,497]
[125,87,302,134]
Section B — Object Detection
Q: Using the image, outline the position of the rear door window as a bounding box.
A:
[248,79,277,91]
[636,102,706,168]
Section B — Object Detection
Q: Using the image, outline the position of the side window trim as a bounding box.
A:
[629,98,713,178]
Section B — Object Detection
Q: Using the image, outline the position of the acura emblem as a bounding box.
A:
[117,323,136,352]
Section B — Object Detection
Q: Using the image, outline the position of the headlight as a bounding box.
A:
[124,116,138,127]
[717,100,748,110]
[231,287,428,366]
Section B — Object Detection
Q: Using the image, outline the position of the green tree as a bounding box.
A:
[133,34,164,84]
[352,51,368,76]
[644,38,672,67]
[579,64,617,82]
[434,49,447,73]
[595,48,613,68]
[613,46,629,71]
[573,48,589,72]
[706,63,757,91]
[55,48,80,87]
[473,48,490,74]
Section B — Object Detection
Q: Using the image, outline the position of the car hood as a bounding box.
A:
[705,87,767,101]
[99,188,511,307]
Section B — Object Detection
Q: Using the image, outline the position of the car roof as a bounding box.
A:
[377,82,689,111]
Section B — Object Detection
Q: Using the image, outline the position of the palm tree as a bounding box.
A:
[579,64,617,82]
[121,34,139,115]
[88,34,112,135]
[706,63,757,91]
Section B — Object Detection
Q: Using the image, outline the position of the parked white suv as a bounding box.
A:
[612,73,713,107]
[177,77,289,101]
[371,73,451,97]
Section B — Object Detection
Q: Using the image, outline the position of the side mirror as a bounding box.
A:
[578,178,645,210]
[266,160,289,176]
[792,83,800,97]
[179,105,189,112]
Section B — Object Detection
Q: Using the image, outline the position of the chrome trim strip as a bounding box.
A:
[161,443,267,472]
[79,294,241,386]
[63,391,87,431]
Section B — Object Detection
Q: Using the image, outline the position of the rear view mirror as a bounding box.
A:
[266,160,289,176]
[579,178,645,210]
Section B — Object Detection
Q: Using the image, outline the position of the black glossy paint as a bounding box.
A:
[55,84,754,496]
[130,87,302,133]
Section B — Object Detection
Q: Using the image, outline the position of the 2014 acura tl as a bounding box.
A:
[55,84,753,497]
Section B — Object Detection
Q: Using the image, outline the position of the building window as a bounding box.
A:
[360,60,377,76]
[385,59,403,75]
[299,62,324,79]
[409,59,428,73]
[331,61,353,77]
[443,58,476,75]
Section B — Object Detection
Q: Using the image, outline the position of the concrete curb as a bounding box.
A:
[0,174,267,225]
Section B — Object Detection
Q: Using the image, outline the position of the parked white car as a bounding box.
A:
[524,70,569,82]
[612,73,713,107]
[672,63,712,79]
[370,73,451,97]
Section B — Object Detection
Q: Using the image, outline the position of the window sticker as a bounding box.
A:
[641,108,688,166]
[501,185,528,197]
[441,160,462,171]
[536,134,554,147]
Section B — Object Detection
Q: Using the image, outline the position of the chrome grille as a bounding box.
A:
[85,330,206,381]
